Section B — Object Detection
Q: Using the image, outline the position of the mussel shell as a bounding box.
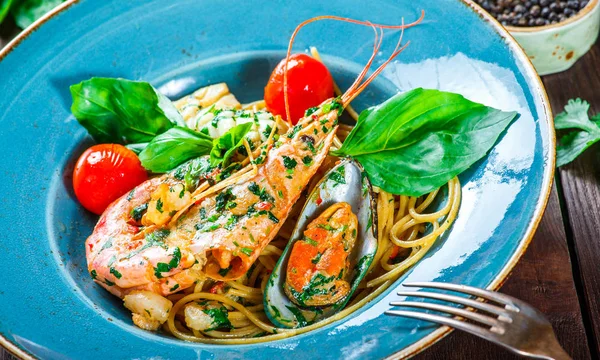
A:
[263,158,378,328]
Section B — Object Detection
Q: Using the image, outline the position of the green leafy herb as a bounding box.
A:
[203,306,233,331]
[181,157,213,191]
[287,124,303,139]
[328,166,346,186]
[311,252,323,264]
[156,198,164,213]
[154,247,181,279]
[283,156,297,169]
[224,215,240,230]
[285,305,309,327]
[0,0,14,25]
[305,107,319,117]
[302,156,313,166]
[322,98,343,115]
[218,266,231,276]
[333,88,518,196]
[240,247,253,256]
[11,0,63,29]
[125,143,148,154]
[139,126,213,173]
[210,123,253,167]
[70,77,183,144]
[110,267,122,279]
[169,284,180,292]
[304,237,318,247]
[215,188,236,212]
[554,98,600,167]
[90,269,97,279]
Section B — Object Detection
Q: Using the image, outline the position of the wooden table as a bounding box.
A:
[1,18,599,360]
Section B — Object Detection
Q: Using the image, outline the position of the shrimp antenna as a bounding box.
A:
[283,11,425,123]
[342,18,409,106]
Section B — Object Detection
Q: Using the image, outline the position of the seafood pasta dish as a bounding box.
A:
[69,13,518,343]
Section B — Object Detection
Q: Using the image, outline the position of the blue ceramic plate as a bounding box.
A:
[0,0,553,359]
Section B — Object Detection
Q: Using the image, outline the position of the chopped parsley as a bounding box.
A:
[240,247,253,256]
[285,305,309,327]
[283,156,297,169]
[304,237,318,246]
[203,306,233,331]
[154,247,181,279]
[218,266,232,277]
[90,270,97,279]
[302,156,313,166]
[215,188,236,212]
[305,107,319,117]
[311,252,323,264]
[263,124,273,138]
[317,224,336,231]
[156,198,164,213]
[169,284,180,292]
[224,215,240,230]
[248,182,274,203]
[306,142,316,154]
[322,125,329,134]
[322,98,344,115]
[130,203,148,222]
[287,124,303,139]
[328,166,346,186]
[278,190,284,198]
[110,267,122,279]
[104,279,115,286]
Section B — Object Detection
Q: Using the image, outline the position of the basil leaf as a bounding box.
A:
[11,0,63,28]
[70,77,183,144]
[210,123,253,167]
[554,98,600,167]
[139,126,213,173]
[334,88,518,196]
[0,0,14,24]
[126,143,149,155]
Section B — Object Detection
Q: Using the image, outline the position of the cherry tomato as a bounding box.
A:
[264,53,334,124]
[73,144,148,215]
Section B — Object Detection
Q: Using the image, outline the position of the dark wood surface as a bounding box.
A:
[1,18,600,360]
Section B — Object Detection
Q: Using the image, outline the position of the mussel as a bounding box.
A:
[263,159,378,328]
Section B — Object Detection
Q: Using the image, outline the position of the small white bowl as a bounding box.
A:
[506,0,600,75]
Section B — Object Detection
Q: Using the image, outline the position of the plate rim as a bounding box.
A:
[0,0,555,359]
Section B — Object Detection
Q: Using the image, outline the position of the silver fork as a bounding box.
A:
[385,282,571,360]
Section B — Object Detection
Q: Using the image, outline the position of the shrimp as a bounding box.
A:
[85,12,424,299]
[284,202,358,307]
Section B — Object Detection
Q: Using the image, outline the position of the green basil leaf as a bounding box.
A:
[126,143,149,155]
[139,126,213,173]
[210,123,253,167]
[11,0,63,28]
[334,88,518,196]
[70,77,183,144]
[0,0,14,24]
[554,98,600,167]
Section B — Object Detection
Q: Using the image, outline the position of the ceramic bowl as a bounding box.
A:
[0,0,554,359]
[506,0,600,75]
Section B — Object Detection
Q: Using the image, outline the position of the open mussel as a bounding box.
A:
[263,159,378,328]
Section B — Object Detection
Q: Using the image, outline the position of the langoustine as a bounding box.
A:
[85,14,424,306]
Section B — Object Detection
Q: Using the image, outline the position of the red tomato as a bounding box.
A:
[73,144,148,215]
[264,53,334,124]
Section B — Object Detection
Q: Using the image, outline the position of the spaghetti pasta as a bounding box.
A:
[162,113,461,342]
